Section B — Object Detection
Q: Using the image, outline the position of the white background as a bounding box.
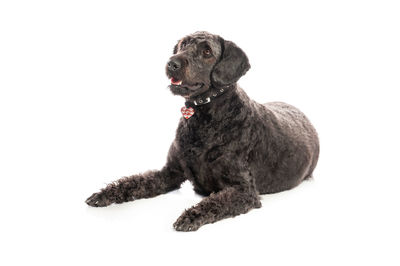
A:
[1,0,399,265]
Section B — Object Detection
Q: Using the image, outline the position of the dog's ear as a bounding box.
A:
[211,39,251,87]
[173,43,178,54]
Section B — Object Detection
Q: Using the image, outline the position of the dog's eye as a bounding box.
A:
[180,41,186,49]
[203,49,211,56]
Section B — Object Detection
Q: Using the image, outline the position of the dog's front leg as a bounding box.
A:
[85,165,185,207]
[173,185,261,231]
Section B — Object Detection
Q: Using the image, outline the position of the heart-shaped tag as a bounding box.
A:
[181,106,195,119]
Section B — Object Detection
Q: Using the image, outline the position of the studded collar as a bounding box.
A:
[184,84,235,108]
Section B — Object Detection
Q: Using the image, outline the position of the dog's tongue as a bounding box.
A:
[171,78,182,85]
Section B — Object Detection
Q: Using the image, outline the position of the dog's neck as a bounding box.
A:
[184,84,237,108]
[181,83,250,124]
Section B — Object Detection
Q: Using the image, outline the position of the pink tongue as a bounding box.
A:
[171,78,180,84]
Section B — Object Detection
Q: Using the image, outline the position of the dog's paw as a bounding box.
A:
[85,191,113,207]
[173,209,203,232]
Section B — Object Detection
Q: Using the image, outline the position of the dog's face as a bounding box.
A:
[166,31,250,98]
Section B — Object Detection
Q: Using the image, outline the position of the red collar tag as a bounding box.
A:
[181,106,195,119]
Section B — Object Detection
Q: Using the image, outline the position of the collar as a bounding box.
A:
[184,84,235,108]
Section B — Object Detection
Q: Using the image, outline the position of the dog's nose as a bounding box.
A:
[167,58,182,71]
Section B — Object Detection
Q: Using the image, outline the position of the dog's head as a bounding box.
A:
[166,31,250,98]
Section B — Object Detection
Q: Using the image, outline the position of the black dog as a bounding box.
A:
[86,31,320,231]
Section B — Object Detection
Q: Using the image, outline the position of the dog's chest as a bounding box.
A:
[178,119,224,163]
[176,118,238,192]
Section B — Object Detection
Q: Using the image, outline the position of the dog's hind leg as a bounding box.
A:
[85,164,185,207]
[173,184,261,231]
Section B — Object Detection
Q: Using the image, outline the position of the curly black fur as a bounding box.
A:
[86,31,320,232]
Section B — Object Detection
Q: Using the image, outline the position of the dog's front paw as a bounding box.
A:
[85,191,113,207]
[173,209,204,232]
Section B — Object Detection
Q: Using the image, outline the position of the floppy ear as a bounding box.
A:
[211,39,251,87]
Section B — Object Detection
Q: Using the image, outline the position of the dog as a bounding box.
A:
[86,31,320,231]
